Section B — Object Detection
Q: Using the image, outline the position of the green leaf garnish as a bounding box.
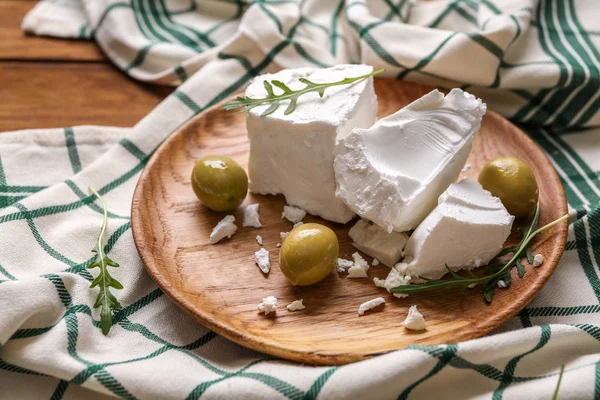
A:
[222,68,385,116]
[88,186,123,335]
[391,203,568,303]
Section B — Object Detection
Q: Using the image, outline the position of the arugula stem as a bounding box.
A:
[89,186,108,261]
[552,364,565,400]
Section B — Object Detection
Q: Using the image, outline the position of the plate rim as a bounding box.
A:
[131,79,569,365]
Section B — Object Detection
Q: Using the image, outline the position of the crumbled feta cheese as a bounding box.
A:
[401,305,427,330]
[293,222,304,229]
[467,283,477,289]
[533,254,544,267]
[254,248,270,274]
[280,231,289,240]
[247,65,377,224]
[276,243,281,248]
[257,296,277,315]
[209,215,237,244]
[497,280,507,288]
[336,258,354,273]
[347,252,369,278]
[358,297,385,316]
[256,235,263,246]
[282,205,306,224]
[374,267,411,298]
[372,259,380,267]
[461,164,472,173]
[242,203,262,228]
[348,219,408,267]
[287,300,305,311]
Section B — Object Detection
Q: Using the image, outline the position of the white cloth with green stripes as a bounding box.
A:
[2,0,599,398]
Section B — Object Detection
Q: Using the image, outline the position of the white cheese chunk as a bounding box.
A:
[401,305,427,330]
[461,164,472,173]
[497,280,507,288]
[533,254,544,267]
[334,88,486,232]
[373,266,411,298]
[358,297,385,315]
[403,179,514,280]
[372,259,380,267]
[276,243,281,248]
[280,231,289,240]
[254,248,270,274]
[243,203,262,228]
[257,296,277,315]
[246,65,378,223]
[286,299,306,311]
[256,235,263,246]
[347,252,369,278]
[209,215,237,244]
[348,219,408,267]
[282,205,306,224]
[336,258,354,273]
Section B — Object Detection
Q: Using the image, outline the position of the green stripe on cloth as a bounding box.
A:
[0,359,48,376]
[174,90,202,113]
[0,154,6,185]
[65,180,130,220]
[398,344,458,399]
[0,195,26,209]
[125,43,155,73]
[174,64,188,81]
[0,264,16,280]
[0,185,47,194]
[120,139,147,161]
[50,380,69,400]
[329,0,345,55]
[64,127,82,174]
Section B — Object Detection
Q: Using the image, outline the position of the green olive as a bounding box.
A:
[191,155,248,212]
[279,223,339,286]
[478,156,538,217]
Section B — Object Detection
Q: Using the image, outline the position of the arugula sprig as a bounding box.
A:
[88,186,123,335]
[391,203,568,303]
[223,69,385,116]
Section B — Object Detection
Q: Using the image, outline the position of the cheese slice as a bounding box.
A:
[334,88,486,232]
[348,219,408,267]
[403,179,514,280]
[246,65,378,223]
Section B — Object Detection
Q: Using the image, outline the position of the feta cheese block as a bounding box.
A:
[403,179,514,280]
[246,65,378,223]
[334,88,487,232]
[209,215,237,244]
[348,219,409,267]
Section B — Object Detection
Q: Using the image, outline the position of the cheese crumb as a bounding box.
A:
[461,164,472,173]
[242,204,262,228]
[256,235,263,246]
[372,259,380,266]
[336,258,354,273]
[209,215,237,244]
[280,231,289,240]
[347,252,369,278]
[467,283,477,289]
[276,243,281,248]
[358,297,385,316]
[497,280,507,288]
[287,299,305,311]
[282,205,306,223]
[401,305,427,330]
[257,296,277,315]
[533,254,544,267]
[293,222,304,229]
[374,267,411,298]
[254,248,270,274]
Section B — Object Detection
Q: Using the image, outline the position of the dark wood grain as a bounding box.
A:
[131,79,568,366]
[0,62,172,132]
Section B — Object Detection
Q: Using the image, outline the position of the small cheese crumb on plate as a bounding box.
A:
[533,254,544,267]
[282,205,306,223]
[256,235,263,246]
[209,215,237,244]
[287,300,305,311]
[461,164,472,173]
[276,243,281,248]
[336,258,354,273]
[243,203,262,228]
[358,297,385,315]
[374,267,411,298]
[497,280,507,288]
[254,248,270,274]
[401,305,427,330]
[257,296,277,315]
[280,232,289,240]
[372,259,380,266]
[347,252,369,278]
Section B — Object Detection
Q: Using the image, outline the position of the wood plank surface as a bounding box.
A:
[0,1,105,61]
[0,62,172,132]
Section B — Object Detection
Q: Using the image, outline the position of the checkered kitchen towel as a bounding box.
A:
[2,0,599,398]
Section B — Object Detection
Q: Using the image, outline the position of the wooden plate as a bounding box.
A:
[131,79,568,365]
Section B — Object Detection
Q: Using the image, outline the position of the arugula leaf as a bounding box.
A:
[88,186,123,335]
[223,69,385,116]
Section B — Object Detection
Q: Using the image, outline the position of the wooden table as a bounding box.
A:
[0,1,172,133]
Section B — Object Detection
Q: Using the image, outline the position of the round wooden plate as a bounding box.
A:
[131,79,568,365]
